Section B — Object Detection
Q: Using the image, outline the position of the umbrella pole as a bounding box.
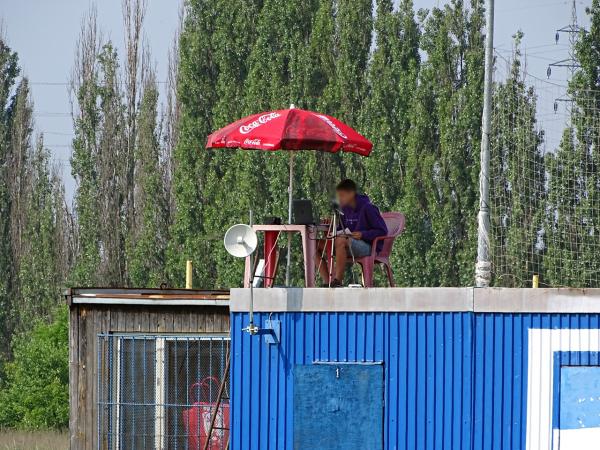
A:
[285,152,294,286]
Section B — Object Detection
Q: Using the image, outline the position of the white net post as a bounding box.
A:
[476,0,495,287]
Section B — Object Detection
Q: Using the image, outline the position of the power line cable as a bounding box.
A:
[41,131,74,136]
[29,80,169,86]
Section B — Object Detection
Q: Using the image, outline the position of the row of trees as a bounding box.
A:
[171,0,486,288]
[490,0,600,287]
[544,0,600,286]
[0,0,486,427]
[0,37,71,428]
[64,0,489,292]
[0,40,71,356]
[0,0,599,429]
[69,3,175,288]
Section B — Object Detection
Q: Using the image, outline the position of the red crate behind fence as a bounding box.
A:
[183,377,230,450]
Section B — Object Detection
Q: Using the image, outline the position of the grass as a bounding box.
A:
[0,431,67,450]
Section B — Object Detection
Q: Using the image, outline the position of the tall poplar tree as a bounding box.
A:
[0,45,20,353]
[545,0,600,286]
[71,38,127,287]
[363,0,420,212]
[395,0,484,286]
[325,0,373,182]
[127,72,169,286]
[243,0,320,224]
[70,11,102,286]
[0,42,19,331]
[200,0,264,287]
[18,138,70,324]
[167,0,220,287]
[6,80,34,298]
[122,0,147,249]
[490,33,544,287]
[0,44,70,357]
[96,43,127,286]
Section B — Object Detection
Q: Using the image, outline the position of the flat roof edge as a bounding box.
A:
[71,297,230,307]
[230,287,600,313]
[66,288,230,307]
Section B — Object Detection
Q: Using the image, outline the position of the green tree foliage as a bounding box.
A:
[0,75,69,347]
[70,38,128,287]
[69,14,102,286]
[0,307,69,430]
[18,139,70,323]
[0,40,20,355]
[544,0,600,286]
[396,0,484,286]
[489,33,544,287]
[127,73,169,286]
[167,0,220,287]
[325,0,373,182]
[166,0,489,288]
[71,6,168,288]
[363,0,420,211]
[202,0,264,287]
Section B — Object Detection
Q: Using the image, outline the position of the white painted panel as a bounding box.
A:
[526,329,600,450]
[556,427,600,450]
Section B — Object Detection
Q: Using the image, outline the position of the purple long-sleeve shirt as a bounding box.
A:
[340,194,388,251]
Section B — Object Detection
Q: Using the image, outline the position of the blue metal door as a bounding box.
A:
[559,366,600,450]
[293,363,384,450]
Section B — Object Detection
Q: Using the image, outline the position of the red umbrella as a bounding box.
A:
[206,106,372,220]
[206,107,372,156]
[206,105,372,284]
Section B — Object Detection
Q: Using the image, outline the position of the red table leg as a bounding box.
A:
[263,231,279,287]
[301,227,317,287]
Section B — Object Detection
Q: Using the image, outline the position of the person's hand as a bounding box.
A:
[351,231,362,240]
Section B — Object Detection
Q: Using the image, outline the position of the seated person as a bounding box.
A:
[315,179,388,287]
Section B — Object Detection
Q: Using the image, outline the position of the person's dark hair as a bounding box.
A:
[336,178,357,192]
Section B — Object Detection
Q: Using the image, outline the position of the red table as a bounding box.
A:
[244,224,321,288]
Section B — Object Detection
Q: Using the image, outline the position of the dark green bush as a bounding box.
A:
[0,306,68,430]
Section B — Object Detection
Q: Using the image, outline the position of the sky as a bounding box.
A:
[0,0,592,201]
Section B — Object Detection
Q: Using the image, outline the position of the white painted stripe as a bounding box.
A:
[553,427,600,450]
[72,297,229,306]
[527,329,600,450]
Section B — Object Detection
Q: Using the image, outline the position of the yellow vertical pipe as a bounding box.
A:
[186,260,193,289]
[532,274,539,288]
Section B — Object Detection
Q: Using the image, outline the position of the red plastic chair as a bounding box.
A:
[183,377,230,450]
[348,212,405,287]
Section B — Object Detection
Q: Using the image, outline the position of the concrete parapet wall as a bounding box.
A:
[230,287,600,313]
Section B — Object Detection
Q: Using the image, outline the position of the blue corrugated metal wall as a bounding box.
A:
[231,312,600,450]
[472,313,600,450]
[231,312,473,450]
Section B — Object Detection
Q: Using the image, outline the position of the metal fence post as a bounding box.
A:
[476,0,494,287]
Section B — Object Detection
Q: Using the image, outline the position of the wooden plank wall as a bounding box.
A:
[69,304,230,450]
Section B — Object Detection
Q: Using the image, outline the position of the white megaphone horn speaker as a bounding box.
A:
[224,224,257,258]
[224,223,260,335]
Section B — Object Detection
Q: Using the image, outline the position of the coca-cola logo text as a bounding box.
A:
[316,114,348,139]
[244,138,261,146]
[239,112,281,134]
